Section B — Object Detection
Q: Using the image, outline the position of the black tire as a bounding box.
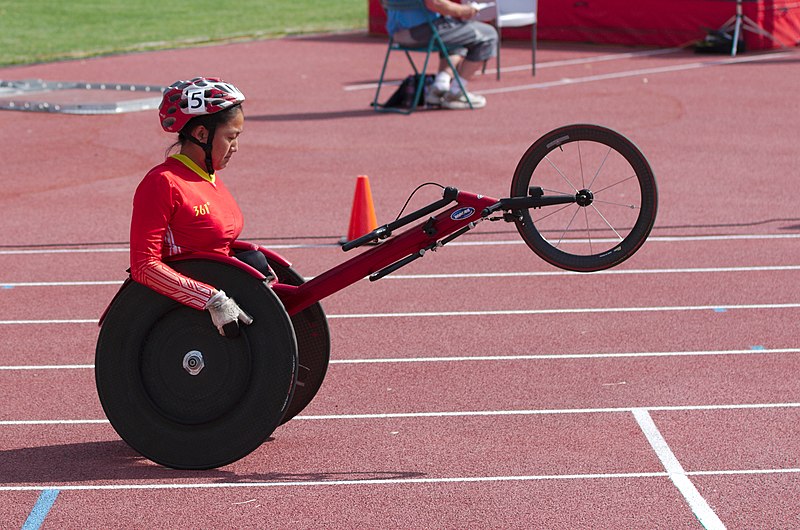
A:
[266,259,331,424]
[511,124,658,272]
[95,260,298,470]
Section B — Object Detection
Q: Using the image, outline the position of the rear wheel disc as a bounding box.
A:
[96,260,298,470]
[266,259,331,425]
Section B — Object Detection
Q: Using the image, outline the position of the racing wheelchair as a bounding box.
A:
[96,124,658,469]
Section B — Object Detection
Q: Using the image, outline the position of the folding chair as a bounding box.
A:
[484,0,538,80]
[373,0,473,114]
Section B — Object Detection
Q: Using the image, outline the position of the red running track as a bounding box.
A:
[1,33,799,528]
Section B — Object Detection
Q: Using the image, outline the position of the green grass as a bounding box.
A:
[0,0,367,66]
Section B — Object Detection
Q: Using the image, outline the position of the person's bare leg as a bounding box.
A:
[429,55,463,103]
[457,59,482,81]
[443,59,487,109]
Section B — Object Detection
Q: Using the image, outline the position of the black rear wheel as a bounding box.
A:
[265,259,331,424]
[96,260,297,470]
[511,124,658,272]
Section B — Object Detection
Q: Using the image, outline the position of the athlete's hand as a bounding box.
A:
[204,290,253,338]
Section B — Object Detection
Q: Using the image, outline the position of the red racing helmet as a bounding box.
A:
[158,77,246,133]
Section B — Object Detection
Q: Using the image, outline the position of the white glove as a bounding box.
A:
[204,290,253,338]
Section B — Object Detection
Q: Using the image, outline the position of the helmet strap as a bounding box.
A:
[185,125,217,177]
[203,124,217,177]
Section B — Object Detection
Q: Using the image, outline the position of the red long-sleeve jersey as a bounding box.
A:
[130,154,244,310]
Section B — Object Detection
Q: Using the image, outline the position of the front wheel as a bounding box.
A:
[510,124,658,272]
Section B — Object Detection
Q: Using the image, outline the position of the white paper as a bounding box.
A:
[470,2,496,12]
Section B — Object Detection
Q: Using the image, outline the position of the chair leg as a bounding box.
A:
[373,41,395,110]
[374,39,418,115]
[532,23,537,76]
[410,43,436,111]
[404,50,420,76]
[496,31,502,80]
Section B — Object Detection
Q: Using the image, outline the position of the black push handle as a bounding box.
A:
[341,226,390,251]
[342,186,460,252]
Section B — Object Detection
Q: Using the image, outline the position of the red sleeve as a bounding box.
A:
[129,171,216,310]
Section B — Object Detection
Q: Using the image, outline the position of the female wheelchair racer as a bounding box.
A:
[96,77,658,470]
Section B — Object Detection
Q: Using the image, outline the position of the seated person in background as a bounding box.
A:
[385,0,498,110]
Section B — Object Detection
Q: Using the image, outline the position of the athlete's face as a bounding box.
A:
[211,108,244,171]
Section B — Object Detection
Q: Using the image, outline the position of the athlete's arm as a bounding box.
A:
[129,172,216,310]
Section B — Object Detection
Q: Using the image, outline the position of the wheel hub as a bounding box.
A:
[576,189,594,207]
[182,350,205,376]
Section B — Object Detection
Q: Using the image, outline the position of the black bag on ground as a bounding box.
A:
[381,74,435,109]
[695,29,746,54]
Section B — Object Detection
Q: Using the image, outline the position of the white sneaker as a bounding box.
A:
[425,85,448,106]
[441,91,486,110]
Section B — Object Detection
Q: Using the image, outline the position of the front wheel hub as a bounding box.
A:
[576,189,594,207]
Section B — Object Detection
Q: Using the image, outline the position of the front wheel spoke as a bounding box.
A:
[592,198,641,210]
[544,154,579,192]
[586,145,613,190]
[532,203,573,224]
[592,174,637,195]
[584,208,593,254]
[555,206,582,248]
[590,204,624,241]
[540,187,573,197]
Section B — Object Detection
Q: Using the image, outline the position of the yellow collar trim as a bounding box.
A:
[170,154,215,184]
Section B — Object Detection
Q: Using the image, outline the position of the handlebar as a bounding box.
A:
[342,186,460,251]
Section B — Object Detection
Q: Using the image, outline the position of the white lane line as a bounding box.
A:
[689,468,800,477]
[344,47,684,91]
[6,468,800,491]
[3,348,799,371]
[1,365,96,370]
[0,233,798,255]
[384,265,800,280]
[0,468,799,493]
[476,50,795,96]
[0,243,328,255]
[0,472,666,492]
[4,467,799,493]
[0,248,129,255]
[2,420,109,425]
[482,48,683,75]
[4,302,800,325]
[4,264,799,288]
[325,303,800,320]
[330,348,798,363]
[4,402,800,425]
[633,408,725,529]
[296,402,800,420]
[0,319,98,325]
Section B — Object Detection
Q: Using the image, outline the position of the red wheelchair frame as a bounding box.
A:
[184,185,576,317]
[95,124,658,470]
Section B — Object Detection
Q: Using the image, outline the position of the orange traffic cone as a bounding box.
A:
[341,175,378,244]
